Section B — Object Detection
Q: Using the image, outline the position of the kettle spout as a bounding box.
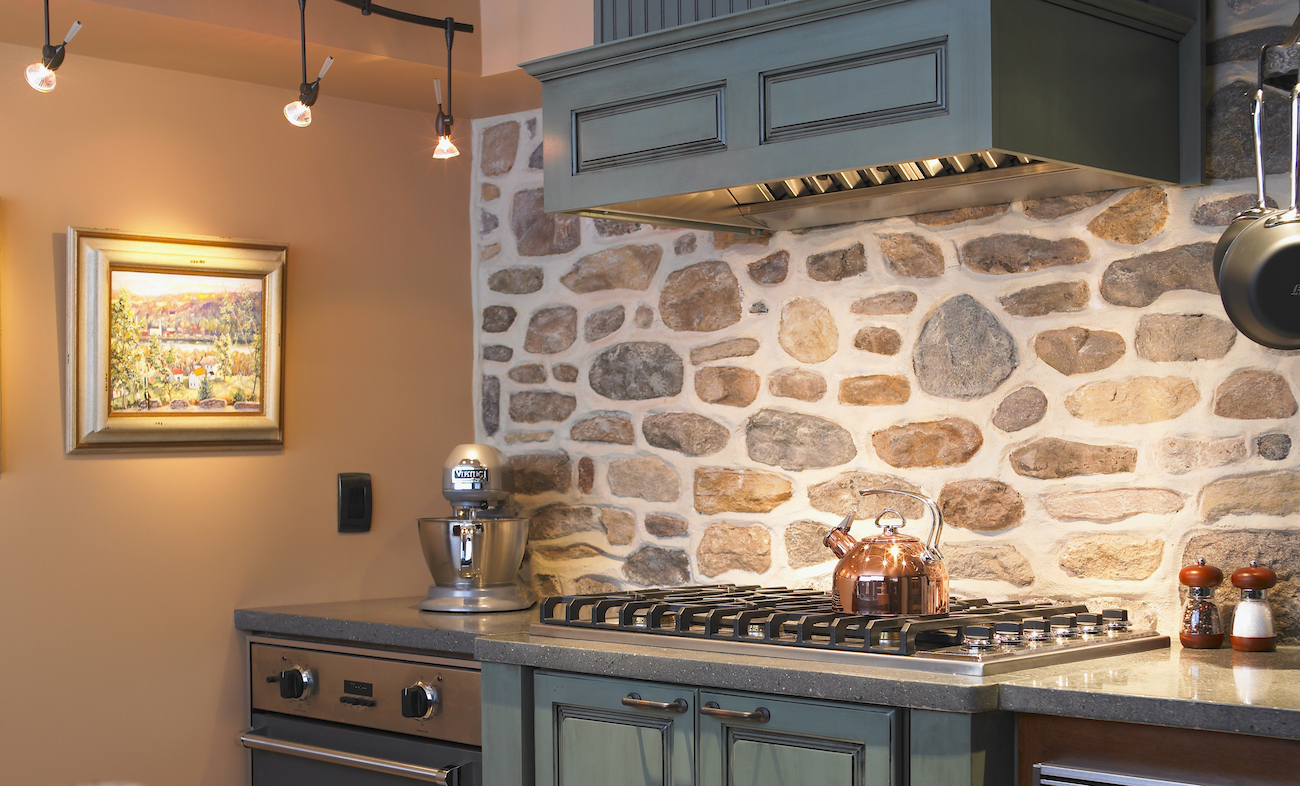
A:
[823,512,856,558]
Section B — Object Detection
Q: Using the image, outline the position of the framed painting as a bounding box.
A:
[65,228,286,452]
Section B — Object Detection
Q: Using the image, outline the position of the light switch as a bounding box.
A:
[337,473,372,533]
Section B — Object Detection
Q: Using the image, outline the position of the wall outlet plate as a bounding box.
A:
[337,473,372,533]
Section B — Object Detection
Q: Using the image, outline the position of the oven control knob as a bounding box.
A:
[401,682,441,720]
[277,667,314,701]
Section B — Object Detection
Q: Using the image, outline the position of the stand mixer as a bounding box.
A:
[417,444,536,613]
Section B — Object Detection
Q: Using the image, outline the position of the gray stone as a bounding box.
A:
[509,391,577,424]
[524,306,578,355]
[879,233,944,278]
[1010,438,1137,479]
[483,345,513,363]
[959,235,1090,275]
[872,418,983,468]
[504,431,552,444]
[481,183,501,201]
[1042,488,1184,522]
[1099,242,1217,307]
[1258,433,1292,460]
[508,364,547,384]
[712,232,770,250]
[913,204,1008,225]
[1034,328,1126,375]
[807,243,867,281]
[578,456,594,494]
[634,305,655,328]
[480,120,519,176]
[992,387,1048,432]
[748,250,789,285]
[529,504,600,540]
[695,367,760,407]
[691,338,759,365]
[528,142,543,169]
[1193,193,1274,226]
[1059,535,1164,581]
[1208,80,1292,180]
[584,306,625,343]
[947,545,1034,587]
[593,218,640,237]
[642,412,730,457]
[1156,436,1247,474]
[482,376,499,436]
[807,472,925,519]
[852,291,918,315]
[1086,186,1168,245]
[602,508,636,545]
[853,326,902,355]
[1066,377,1200,425]
[749,302,768,314]
[939,480,1024,531]
[779,297,838,363]
[608,456,680,502]
[561,245,661,293]
[1182,529,1299,644]
[534,574,563,596]
[512,189,581,257]
[746,409,856,470]
[838,375,911,406]
[482,305,516,333]
[694,468,792,514]
[552,364,578,383]
[623,546,691,586]
[1208,26,1291,66]
[660,261,743,332]
[570,414,634,445]
[1199,470,1300,521]
[698,522,772,577]
[674,234,697,255]
[998,281,1090,317]
[488,266,544,295]
[589,342,684,400]
[768,368,827,402]
[645,513,689,538]
[511,453,573,495]
[574,576,620,594]
[1135,314,1237,361]
[785,521,834,569]
[913,294,1018,399]
[1021,191,1115,220]
[480,210,499,235]
[1214,370,1298,419]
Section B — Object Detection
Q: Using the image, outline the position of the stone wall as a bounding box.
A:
[470,2,1300,642]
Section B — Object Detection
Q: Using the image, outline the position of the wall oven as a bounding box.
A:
[243,636,482,785]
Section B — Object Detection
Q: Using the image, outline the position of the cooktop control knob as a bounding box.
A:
[1023,618,1051,642]
[400,682,441,720]
[1076,613,1104,634]
[994,621,1024,645]
[962,625,996,650]
[1102,608,1130,631]
[277,667,314,701]
[1049,614,1079,638]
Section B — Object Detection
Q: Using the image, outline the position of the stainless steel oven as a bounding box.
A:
[243,637,482,786]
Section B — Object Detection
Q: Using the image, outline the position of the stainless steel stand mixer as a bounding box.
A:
[417,444,536,613]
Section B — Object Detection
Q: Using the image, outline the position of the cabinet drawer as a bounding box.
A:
[698,690,897,786]
[535,671,698,786]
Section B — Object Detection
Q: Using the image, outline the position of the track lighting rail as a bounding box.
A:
[332,0,474,33]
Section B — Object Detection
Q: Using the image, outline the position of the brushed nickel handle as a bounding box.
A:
[240,730,458,784]
[701,701,770,722]
[621,693,688,713]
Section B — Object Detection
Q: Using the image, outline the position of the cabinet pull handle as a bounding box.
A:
[621,693,689,713]
[701,701,770,722]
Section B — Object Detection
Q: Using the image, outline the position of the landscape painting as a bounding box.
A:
[108,268,265,415]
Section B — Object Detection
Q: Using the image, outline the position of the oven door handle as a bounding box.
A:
[240,729,459,785]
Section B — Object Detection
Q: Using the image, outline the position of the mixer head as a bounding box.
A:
[442,443,513,514]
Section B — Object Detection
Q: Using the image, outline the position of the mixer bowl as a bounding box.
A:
[417,516,528,588]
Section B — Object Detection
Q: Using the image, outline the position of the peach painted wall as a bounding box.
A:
[0,40,514,784]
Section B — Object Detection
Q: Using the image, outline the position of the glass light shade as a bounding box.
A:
[432,135,459,159]
[284,100,312,127]
[25,62,56,92]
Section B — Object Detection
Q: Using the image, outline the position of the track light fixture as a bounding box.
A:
[284,0,334,127]
[26,0,81,93]
[432,18,460,159]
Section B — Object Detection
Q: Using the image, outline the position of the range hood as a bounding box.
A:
[522,0,1204,233]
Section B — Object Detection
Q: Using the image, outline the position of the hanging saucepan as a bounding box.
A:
[1213,48,1276,281]
[1218,67,1300,350]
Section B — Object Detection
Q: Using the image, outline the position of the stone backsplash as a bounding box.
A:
[470,2,1300,642]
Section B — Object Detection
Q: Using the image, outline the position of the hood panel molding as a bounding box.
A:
[523,0,1203,233]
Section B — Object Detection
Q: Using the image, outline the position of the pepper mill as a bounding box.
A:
[1179,557,1224,649]
[1230,560,1277,652]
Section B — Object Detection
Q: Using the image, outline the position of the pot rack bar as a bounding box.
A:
[331,0,474,33]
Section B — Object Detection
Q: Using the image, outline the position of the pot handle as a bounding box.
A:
[857,489,944,563]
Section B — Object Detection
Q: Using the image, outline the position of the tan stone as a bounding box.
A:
[552,364,579,383]
[806,243,867,281]
[608,456,680,502]
[1059,535,1164,580]
[480,183,501,201]
[644,513,689,538]
[838,375,910,405]
[635,305,655,328]
[479,120,520,176]
[504,431,553,444]
[913,204,1009,225]
[578,456,594,494]
[879,233,944,278]
[959,235,1090,274]
[660,261,743,332]
[853,326,902,355]
[642,412,729,457]
[570,414,635,445]
[695,367,760,407]
[1135,314,1236,361]
[623,546,691,585]
[507,363,546,384]
[1010,438,1137,479]
[601,508,636,545]
[946,545,1034,586]
[1022,191,1115,220]
[939,480,1024,531]
[851,291,917,315]
[512,189,580,257]
[769,367,827,402]
[785,520,834,569]
[698,522,772,577]
[489,266,544,295]
[1042,488,1184,522]
[561,245,662,293]
[1155,436,1246,474]
[691,337,760,364]
[534,573,563,596]
[1087,186,1168,244]
[779,297,838,363]
[574,576,620,594]
[712,231,770,250]
[528,504,600,540]
[1034,328,1126,375]
[1065,377,1200,425]
[1214,370,1298,419]
[807,472,924,519]
[1199,470,1300,521]
[747,250,789,284]
[509,392,577,424]
[532,543,608,561]
[524,306,578,354]
[872,418,982,468]
[998,281,1090,317]
[481,243,501,261]
[694,468,793,514]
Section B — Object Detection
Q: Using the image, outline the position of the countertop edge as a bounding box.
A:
[233,609,483,657]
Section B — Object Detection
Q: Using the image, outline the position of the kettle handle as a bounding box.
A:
[857,489,944,562]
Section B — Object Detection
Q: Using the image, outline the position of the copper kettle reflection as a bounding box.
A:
[823,489,949,616]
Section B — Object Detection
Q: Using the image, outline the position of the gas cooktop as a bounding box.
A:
[529,585,1168,676]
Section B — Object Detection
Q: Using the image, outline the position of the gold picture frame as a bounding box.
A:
[65,228,286,452]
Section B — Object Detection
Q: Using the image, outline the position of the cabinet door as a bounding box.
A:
[535,671,698,786]
[698,690,896,786]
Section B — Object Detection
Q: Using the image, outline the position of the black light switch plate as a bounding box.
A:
[337,473,372,533]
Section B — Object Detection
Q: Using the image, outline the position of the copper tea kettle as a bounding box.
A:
[823,489,949,616]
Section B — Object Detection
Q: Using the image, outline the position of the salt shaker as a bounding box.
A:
[1230,560,1277,652]
[1179,557,1224,649]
